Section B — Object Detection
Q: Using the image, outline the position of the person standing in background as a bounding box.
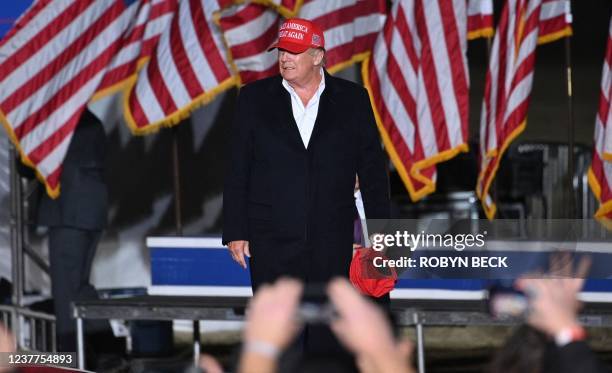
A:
[20,109,110,352]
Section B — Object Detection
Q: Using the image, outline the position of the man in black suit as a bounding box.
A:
[38,109,109,352]
[223,18,389,296]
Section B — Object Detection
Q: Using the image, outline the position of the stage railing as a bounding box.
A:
[7,145,55,351]
[0,304,56,352]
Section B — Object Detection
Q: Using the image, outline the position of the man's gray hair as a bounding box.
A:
[308,47,326,67]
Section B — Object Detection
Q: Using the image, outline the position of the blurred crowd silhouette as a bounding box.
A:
[0,256,610,373]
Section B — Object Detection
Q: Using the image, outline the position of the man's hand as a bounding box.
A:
[239,278,303,373]
[328,277,396,355]
[0,324,15,373]
[228,240,250,269]
[198,354,224,373]
[516,254,591,337]
[0,324,14,353]
[243,278,303,349]
[327,278,414,373]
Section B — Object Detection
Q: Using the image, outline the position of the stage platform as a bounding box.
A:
[147,236,612,301]
[71,235,612,372]
[72,295,612,372]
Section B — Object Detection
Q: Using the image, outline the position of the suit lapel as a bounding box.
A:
[271,77,306,151]
[309,71,337,149]
[269,70,338,151]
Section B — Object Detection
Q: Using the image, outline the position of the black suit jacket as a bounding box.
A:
[223,71,390,286]
[38,109,108,230]
[543,341,610,373]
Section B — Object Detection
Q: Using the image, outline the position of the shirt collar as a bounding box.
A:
[282,68,325,99]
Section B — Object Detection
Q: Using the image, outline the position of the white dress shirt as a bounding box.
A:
[282,70,326,148]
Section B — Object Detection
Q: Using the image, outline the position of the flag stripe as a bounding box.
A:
[179,1,221,91]
[0,1,110,98]
[148,45,179,115]
[125,0,235,133]
[371,44,415,159]
[229,20,277,59]
[170,7,202,98]
[253,0,303,18]
[190,0,227,84]
[392,6,423,161]
[538,0,572,43]
[467,0,493,39]
[19,40,124,154]
[234,51,277,73]
[367,49,426,193]
[297,0,350,20]
[374,25,416,148]
[132,72,161,124]
[477,0,542,219]
[219,0,386,85]
[429,0,467,150]
[395,6,419,80]
[218,2,279,82]
[363,0,468,201]
[0,0,55,48]
[130,86,150,125]
[4,2,125,121]
[8,5,131,136]
[416,1,447,154]
[222,2,270,35]
[238,65,279,83]
[0,0,137,196]
[96,0,177,94]
[0,0,91,81]
[31,68,105,172]
[589,16,612,226]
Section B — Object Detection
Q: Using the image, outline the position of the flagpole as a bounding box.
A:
[485,35,497,215]
[171,127,183,236]
[564,1,576,219]
[9,145,23,347]
[171,125,197,361]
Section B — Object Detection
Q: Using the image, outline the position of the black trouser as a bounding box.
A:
[48,226,102,352]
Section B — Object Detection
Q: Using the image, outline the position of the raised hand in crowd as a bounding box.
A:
[238,278,303,373]
[514,254,610,373]
[198,354,224,373]
[0,324,15,373]
[327,278,414,373]
[515,254,590,337]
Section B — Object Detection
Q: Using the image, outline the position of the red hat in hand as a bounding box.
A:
[350,247,397,298]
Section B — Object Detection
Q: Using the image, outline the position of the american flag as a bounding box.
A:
[95,0,178,98]
[217,2,281,85]
[477,0,542,219]
[538,0,572,44]
[218,0,386,85]
[362,0,470,201]
[467,0,493,40]
[124,0,236,134]
[465,0,570,44]
[299,0,386,69]
[253,0,302,18]
[0,0,142,197]
[588,16,612,229]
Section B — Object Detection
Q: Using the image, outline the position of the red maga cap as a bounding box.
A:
[268,18,325,54]
[349,247,397,298]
